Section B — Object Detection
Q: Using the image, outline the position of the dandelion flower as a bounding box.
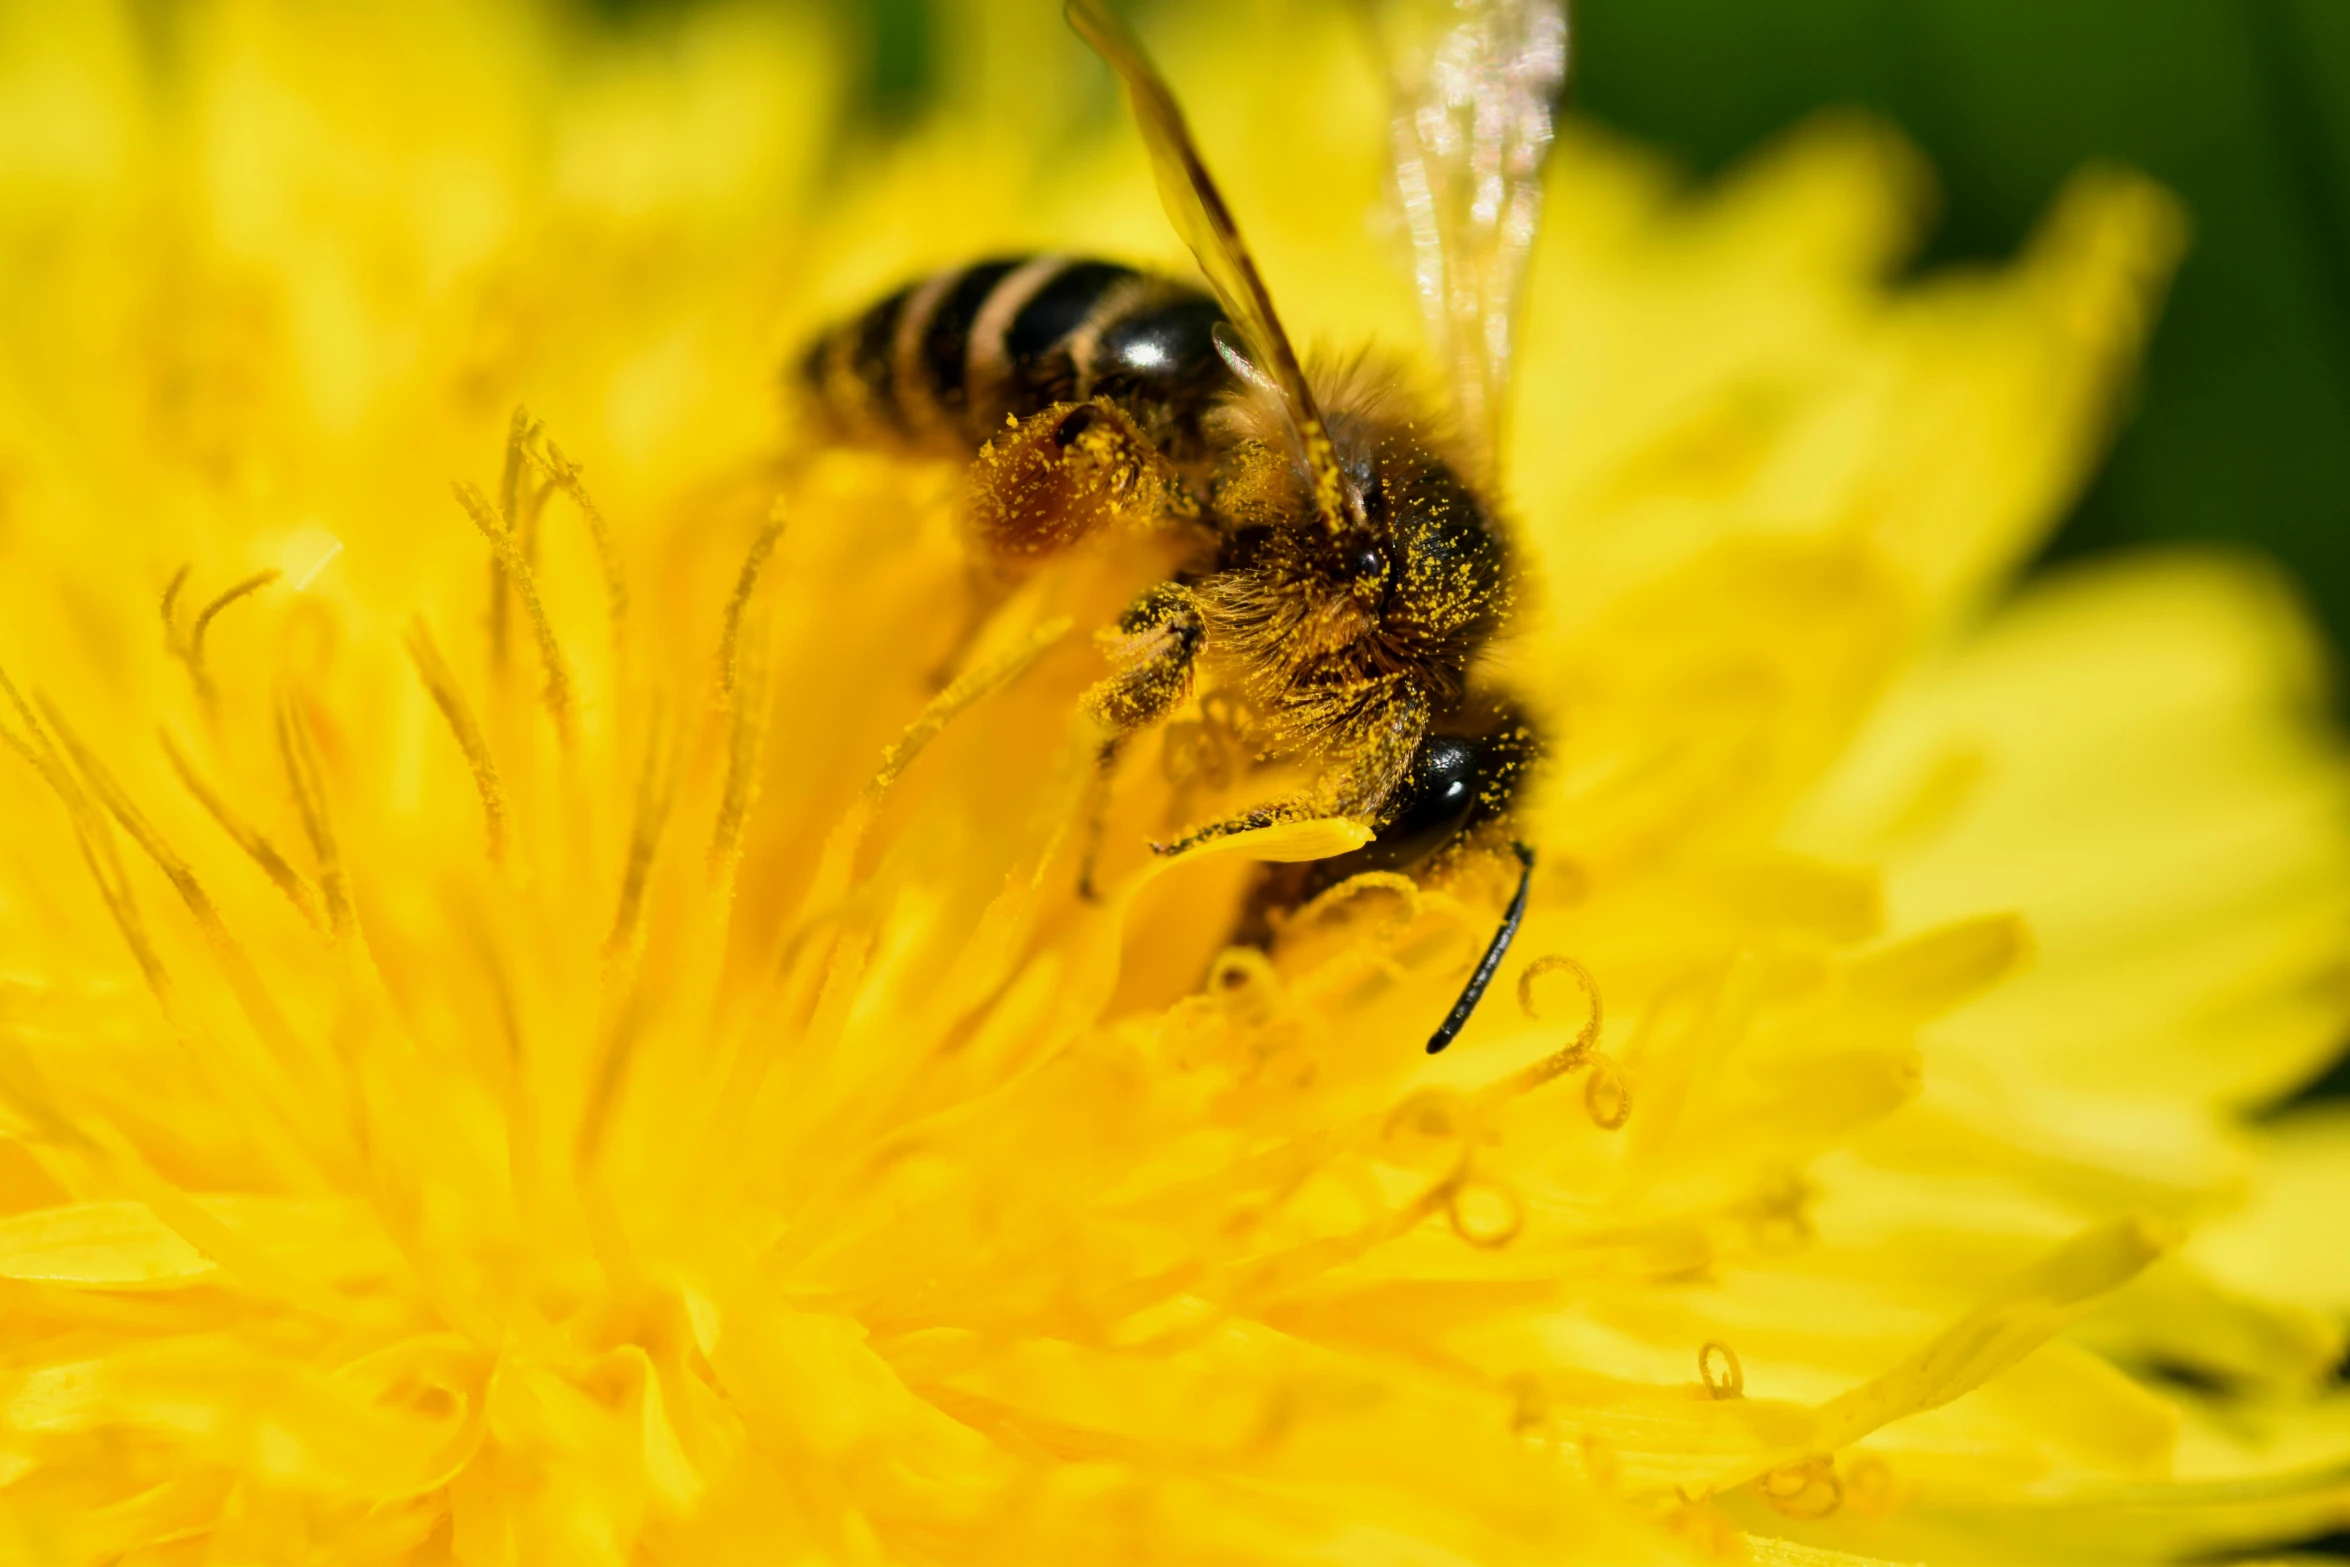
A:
[2,3,2348,1563]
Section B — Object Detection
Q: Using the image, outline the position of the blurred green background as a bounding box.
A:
[1553,1,2350,1121]
[1513,0,2350,1117]
[762,0,2350,655]
[1572,0,2350,645]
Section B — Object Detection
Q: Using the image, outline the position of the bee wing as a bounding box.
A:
[1066,0,1358,539]
[1372,0,1571,488]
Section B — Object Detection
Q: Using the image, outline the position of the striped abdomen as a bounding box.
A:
[800,256,1233,464]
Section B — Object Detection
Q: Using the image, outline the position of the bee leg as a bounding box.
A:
[1155,798,1306,856]
[965,398,1197,563]
[939,394,1191,689]
[1157,690,1430,857]
[1076,581,1205,899]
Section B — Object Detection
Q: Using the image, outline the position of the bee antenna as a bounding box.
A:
[1426,841,1535,1054]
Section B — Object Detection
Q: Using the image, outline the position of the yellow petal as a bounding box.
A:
[1798,1218,2172,1464]
[2193,1106,2350,1314]
[0,1200,215,1288]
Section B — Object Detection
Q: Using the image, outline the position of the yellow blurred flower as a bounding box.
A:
[2,1,2347,1563]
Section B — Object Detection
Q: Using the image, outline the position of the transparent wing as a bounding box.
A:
[1066,0,1358,539]
[1372,0,1570,487]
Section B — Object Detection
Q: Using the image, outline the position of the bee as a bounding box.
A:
[799,0,1569,1053]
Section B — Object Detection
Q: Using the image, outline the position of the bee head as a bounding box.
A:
[1337,423,1510,646]
[1205,399,1510,673]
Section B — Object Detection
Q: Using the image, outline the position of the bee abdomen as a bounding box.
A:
[800,255,1231,462]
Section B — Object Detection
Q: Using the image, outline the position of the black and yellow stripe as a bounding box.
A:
[801,255,1233,463]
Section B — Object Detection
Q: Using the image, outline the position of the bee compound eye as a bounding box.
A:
[1352,734,1484,873]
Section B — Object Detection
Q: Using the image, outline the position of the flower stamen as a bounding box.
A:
[159,562,191,644]
[178,569,280,710]
[0,664,173,999]
[160,729,324,928]
[531,436,630,656]
[1293,869,1421,948]
[875,617,1071,797]
[1207,945,1283,1026]
[50,709,264,996]
[582,703,679,1173]
[1698,1339,1744,1399]
[1841,1453,1897,1515]
[405,619,510,865]
[275,692,353,938]
[488,406,544,670]
[606,697,677,972]
[717,499,786,710]
[782,616,1071,947]
[1444,1174,1525,1249]
[12,688,339,1186]
[1501,953,1601,1098]
[454,479,574,740]
[708,612,772,882]
[1583,1052,1631,1130]
[1756,1454,1842,1519]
